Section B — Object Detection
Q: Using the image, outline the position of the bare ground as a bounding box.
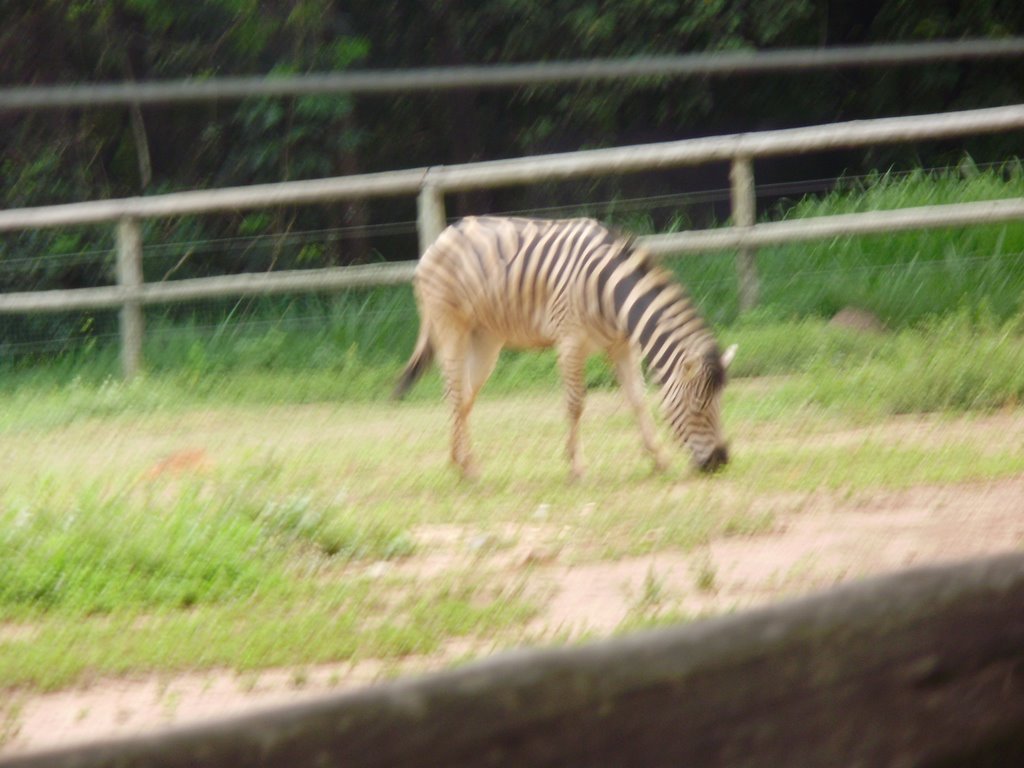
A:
[4,468,1023,756]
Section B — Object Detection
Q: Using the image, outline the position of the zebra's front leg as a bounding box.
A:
[610,345,671,472]
[557,340,587,480]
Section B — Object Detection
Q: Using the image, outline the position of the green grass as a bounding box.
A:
[2,305,1021,435]
[0,483,418,619]
[3,351,1023,692]
[0,576,536,690]
[735,440,1024,493]
[726,309,1024,417]
[665,162,1024,327]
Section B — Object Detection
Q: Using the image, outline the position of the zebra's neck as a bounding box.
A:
[608,251,716,385]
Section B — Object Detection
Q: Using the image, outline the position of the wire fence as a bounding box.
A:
[3,212,1021,399]
[2,160,1023,363]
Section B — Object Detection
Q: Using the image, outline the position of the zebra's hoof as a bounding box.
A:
[697,445,729,473]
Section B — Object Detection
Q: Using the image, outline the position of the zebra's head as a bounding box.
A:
[662,343,737,473]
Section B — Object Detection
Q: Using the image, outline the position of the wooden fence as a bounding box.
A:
[2,103,1024,377]
[4,552,1024,767]
[4,38,1023,109]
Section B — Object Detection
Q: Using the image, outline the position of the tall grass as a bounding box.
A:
[663,161,1024,326]
[0,481,415,619]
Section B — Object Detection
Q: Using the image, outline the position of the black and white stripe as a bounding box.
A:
[394,216,736,477]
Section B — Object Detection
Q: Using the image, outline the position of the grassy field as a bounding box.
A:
[2,312,1024,697]
[2,165,1024,714]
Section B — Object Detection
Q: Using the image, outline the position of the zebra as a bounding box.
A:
[393,216,736,479]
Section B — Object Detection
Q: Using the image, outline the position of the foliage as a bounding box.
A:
[1,0,370,296]
[3,2,1023,247]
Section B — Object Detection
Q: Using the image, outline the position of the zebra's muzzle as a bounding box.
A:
[698,445,729,473]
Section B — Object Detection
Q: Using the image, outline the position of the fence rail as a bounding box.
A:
[3,104,1024,234]
[6,197,1024,315]
[2,103,1024,376]
[4,38,1024,111]
[0,263,420,313]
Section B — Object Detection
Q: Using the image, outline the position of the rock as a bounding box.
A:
[829,307,886,334]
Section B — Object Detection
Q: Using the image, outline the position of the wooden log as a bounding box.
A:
[5,553,1024,768]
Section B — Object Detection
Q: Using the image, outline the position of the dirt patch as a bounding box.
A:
[143,448,212,480]
[4,476,1023,756]
[533,477,1024,636]
[360,521,568,582]
[715,479,1024,590]
[6,657,441,754]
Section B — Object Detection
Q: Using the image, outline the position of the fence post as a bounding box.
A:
[417,184,446,256]
[116,216,144,380]
[730,155,759,312]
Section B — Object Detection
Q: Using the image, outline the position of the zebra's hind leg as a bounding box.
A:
[557,338,588,480]
[610,345,671,472]
[465,330,502,408]
[436,328,501,479]
[436,327,479,479]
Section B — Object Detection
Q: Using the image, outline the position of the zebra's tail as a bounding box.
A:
[392,324,434,400]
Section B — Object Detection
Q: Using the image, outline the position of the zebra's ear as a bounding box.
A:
[721,344,738,370]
